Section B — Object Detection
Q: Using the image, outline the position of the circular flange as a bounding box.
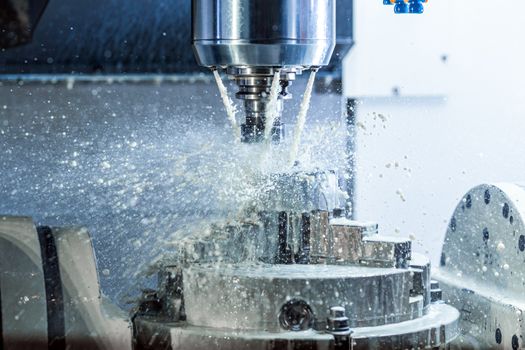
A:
[133,303,459,350]
[436,183,525,348]
[440,183,525,293]
[183,263,414,331]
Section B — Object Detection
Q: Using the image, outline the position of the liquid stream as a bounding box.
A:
[213,70,241,142]
[289,69,317,166]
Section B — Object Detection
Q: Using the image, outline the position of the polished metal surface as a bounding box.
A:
[261,171,347,213]
[153,169,459,348]
[183,264,413,331]
[134,304,459,350]
[134,258,457,349]
[351,304,460,350]
[192,0,336,142]
[133,319,335,350]
[228,67,288,142]
[435,183,525,349]
[192,0,336,68]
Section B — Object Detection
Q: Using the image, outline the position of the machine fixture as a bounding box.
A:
[0,171,461,349]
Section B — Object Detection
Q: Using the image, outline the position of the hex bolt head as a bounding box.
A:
[327,306,351,335]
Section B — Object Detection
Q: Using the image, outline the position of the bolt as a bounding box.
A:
[327,306,352,350]
[327,306,351,335]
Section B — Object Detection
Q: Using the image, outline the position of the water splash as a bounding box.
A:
[213,70,241,142]
[0,77,348,309]
[289,70,317,166]
[263,70,282,142]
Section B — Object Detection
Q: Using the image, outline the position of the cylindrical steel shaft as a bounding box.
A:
[192,0,335,68]
[192,0,336,142]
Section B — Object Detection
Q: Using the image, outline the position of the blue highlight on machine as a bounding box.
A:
[383,0,427,14]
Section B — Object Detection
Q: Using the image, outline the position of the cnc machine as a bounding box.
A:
[0,1,494,349]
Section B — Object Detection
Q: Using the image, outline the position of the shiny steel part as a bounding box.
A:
[192,0,335,67]
[174,170,410,269]
[131,169,459,349]
[261,170,348,213]
[435,183,525,349]
[350,304,460,350]
[153,215,459,349]
[183,264,413,331]
[136,234,460,350]
[135,261,458,350]
[326,306,351,335]
[133,320,336,350]
[228,67,291,143]
[134,304,459,350]
[192,0,336,142]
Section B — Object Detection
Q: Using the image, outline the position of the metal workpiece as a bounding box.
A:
[361,235,412,268]
[133,258,458,349]
[434,183,525,349]
[172,169,408,269]
[130,208,460,350]
[409,253,432,306]
[327,218,379,264]
[175,212,306,265]
[350,303,460,350]
[262,170,349,213]
[311,215,368,264]
[182,264,413,331]
[126,169,459,349]
[311,215,413,269]
[133,319,336,350]
[174,211,405,269]
[176,221,266,264]
[192,0,336,142]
